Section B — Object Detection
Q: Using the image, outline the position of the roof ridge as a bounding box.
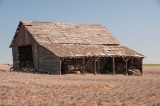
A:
[20,20,103,26]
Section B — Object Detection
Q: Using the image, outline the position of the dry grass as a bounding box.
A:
[0,65,160,105]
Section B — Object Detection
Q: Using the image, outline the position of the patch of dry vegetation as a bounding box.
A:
[0,65,160,105]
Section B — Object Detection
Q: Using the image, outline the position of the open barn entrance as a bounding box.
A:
[61,58,96,74]
[60,57,143,75]
[99,57,142,75]
[61,58,82,74]
[18,45,34,71]
[115,58,126,74]
[99,57,113,74]
[99,57,126,74]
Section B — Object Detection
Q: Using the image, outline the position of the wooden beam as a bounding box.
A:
[140,58,143,76]
[31,44,35,72]
[37,44,39,71]
[94,58,98,75]
[17,46,19,71]
[97,59,100,74]
[82,57,85,74]
[125,60,128,75]
[122,57,130,75]
[137,57,143,76]
[60,60,62,75]
[112,57,115,75]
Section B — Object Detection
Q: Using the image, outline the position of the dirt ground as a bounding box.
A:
[0,65,160,106]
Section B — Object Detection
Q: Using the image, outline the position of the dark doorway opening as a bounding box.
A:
[99,57,113,74]
[61,58,82,74]
[115,58,126,74]
[18,45,34,71]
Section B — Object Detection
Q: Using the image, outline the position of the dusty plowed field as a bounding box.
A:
[0,65,160,106]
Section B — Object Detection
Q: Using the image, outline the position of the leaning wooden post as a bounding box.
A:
[112,57,115,75]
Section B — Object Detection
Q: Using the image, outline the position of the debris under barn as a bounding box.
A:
[10,21,144,75]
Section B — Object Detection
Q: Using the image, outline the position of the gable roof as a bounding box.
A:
[22,21,120,45]
[10,21,144,58]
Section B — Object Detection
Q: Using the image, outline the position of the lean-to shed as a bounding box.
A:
[10,21,144,75]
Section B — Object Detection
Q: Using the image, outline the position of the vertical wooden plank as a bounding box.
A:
[16,46,19,71]
[32,42,39,71]
[38,45,60,74]
[32,44,35,72]
[97,58,99,73]
[94,58,97,75]
[140,58,143,76]
[12,46,16,70]
[83,57,85,74]
[96,57,100,74]
[125,60,128,75]
[112,57,115,75]
[37,44,39,71]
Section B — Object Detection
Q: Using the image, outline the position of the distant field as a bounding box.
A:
[143,64,160,74]
[143,64,160,66]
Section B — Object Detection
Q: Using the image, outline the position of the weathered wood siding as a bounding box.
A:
[13,25,33,46]
[12,46,18,70]
[39,45,60,74]
[32,42,39,71]
[12,24,39,70]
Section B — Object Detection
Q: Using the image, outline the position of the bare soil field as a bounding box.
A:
[0,65,160,106]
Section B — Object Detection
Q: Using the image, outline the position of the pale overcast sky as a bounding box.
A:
[0,0,160,64]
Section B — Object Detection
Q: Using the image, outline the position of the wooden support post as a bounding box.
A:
[122,57,130,75]
[125,60,128,75]
[82,58,85,74]
[60,60,62,75]
[60,58,65,75]
[140,58,143,76]
[97,59,100,74]
[94,58,98,75]
[112,57,115,75]
[137,57,143,76]
[37,44,39,72]
[17,46,19,71]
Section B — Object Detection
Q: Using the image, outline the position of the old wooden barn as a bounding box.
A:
[10,21,144,75]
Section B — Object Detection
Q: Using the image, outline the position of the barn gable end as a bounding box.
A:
[10,22,36,71]
[10,21,60,74]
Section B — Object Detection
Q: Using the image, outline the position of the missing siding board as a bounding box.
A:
[25,25,32,26]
